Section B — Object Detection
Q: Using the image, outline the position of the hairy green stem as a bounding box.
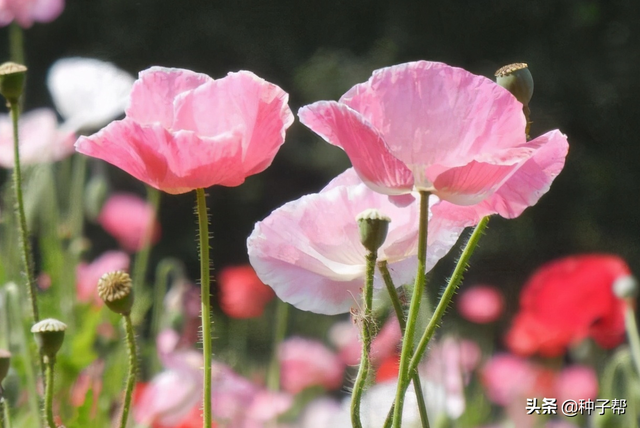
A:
[392,191,429,428]
[378,261,430,428]
[0,398,5,428]
[624,302,640,380]
[132,186,161,294]
[44,358,56,428]
[195,188,213,428]
[119,315,137,428]
[267,299,289,391]
[351,251,377,428]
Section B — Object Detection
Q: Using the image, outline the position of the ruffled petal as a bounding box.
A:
[75,119,244,194]
[127,67,212,128]
[173,70,294,178]
[341,61,527,172]
[299,101,413,195]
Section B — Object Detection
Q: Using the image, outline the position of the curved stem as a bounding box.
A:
[44,358,56,428]
[624,302,640,379]
[408,216,489,375]
[132,186,161,295]
[10,102,38,325]
[351,251,377,428]
[119,315,138,428]
[378,261,430,428]
[267,299,289,391]
[195,188,213,428]
[392,191,429,428]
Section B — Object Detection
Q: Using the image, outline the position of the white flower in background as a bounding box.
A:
[47,57,134,133]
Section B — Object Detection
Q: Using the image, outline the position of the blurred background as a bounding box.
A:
[1,0,638,329]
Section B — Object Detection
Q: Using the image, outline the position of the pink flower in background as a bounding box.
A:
[505,254,630,357]
[330,315,401,367]
[98,192,161,252]
[457,284,504,323]
[279,337,345,394]
[218,265,275,319]
[76,66,293,194]
[0,0,64,28]
[0,108,75,168]
[76,251,130,305]
[248,168,469,315]
[554,365,598,404]
[299,61,568,226]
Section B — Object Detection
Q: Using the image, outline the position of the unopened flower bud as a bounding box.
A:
[98,270,134,315]
[356,209,391,253]
[613,275,638,299]
[31,319,67,359]
[495,63,533,107]
[0,62,27,105]
[0,349,10,384]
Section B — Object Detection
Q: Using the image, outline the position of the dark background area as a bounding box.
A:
[2,0,639,320]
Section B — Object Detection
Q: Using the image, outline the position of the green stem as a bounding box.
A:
[119,315,137,428]
[151,258,186,338]
[68,155,88,242]
[9,23,24,65]
[351,251,377,428]
[267,299,289,391]
[132,186,161,294]
[624,302,640,379]
[378,261,430,428]
[195,188,213,428]
[408,216,489,376]
[392,191,429,428]
[10,101,39,325]
[0,397,5,428]
[44,358,56,428]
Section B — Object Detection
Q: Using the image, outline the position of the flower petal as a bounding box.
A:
[75,119,244,194]
[173,70,294,177]
[299,101,413,195]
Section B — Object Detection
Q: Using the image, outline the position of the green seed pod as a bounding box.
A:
[98,270,134,315]
[0,62,27,105]
[0,349,11,384]
[356,209,391,253]
[495,63,534,107]
[31,319,67,360]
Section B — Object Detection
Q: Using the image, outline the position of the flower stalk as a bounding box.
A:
[120,314,137,428]
[195,188,213,428]
[267,299,289,391]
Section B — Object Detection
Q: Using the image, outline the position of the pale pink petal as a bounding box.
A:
[75,119,245,194]
[173,70,294,177]
[211,363,260,422]
[29,0,64,22]
[340,61,526,172]
[279,337,345,394]
[0,108,75,167]
[2,0,64,27]
[246,390,293,422]
[76,251,130,304]
[299,101,413,195]
[554,365,598,404]
[126,67,212,128]
[457,285,505,324]
[47,57,134,132]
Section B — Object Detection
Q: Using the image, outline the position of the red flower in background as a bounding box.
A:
[505,254,631,357]
[218,265,275,319]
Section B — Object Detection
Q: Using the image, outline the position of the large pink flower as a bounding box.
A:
[0,108,75,168]
[98,192,161,252]
[248,168,468,315]
[0,0,64,28]
[76,66,294,194]
[299,61,568,224]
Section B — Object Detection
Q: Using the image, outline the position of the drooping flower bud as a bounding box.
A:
[495,63,534,107]
[97,270,134,315]
[0,62,27,105]
[31,319,67,360]
[356,209,391,253]
[0,349,11,384]
[613,275,638,299]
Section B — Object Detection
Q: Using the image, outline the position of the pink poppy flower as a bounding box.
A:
[248,168,469,315]
[299,61,568,225]
[76,251,130,305]
[218,265,275,319]
[505,254,630,357]
[0,108,75,168]
[76,66,294,194]
[457,284,504,323]
[278,337,345,394]
[554,365,598,404]
[0,0,64,28]
[98,192,161,252]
